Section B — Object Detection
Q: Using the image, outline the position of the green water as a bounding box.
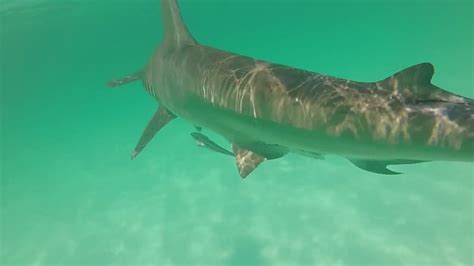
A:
[1,0,473,265]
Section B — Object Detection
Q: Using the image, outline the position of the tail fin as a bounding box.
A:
[161,0,196,46]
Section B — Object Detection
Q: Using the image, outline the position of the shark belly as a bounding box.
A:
[179,97,473,162]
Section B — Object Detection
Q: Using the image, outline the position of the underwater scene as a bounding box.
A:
[1,0,473,265]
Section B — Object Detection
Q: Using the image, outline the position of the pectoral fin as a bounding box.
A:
[131,106,176,159]
[348,159,428,175]
[232,144,266,179]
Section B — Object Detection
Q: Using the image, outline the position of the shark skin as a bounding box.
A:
[109,0,474,178]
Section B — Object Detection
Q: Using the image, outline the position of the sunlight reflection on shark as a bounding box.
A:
[108,0,473,178]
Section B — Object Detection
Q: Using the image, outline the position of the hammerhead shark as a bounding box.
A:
[108,0,474,178]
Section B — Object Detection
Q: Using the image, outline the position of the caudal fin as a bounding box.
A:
[161,0,196,46]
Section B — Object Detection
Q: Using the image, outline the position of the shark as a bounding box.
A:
[108,0,474,178]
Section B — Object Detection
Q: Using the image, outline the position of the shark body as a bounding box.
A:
[109,0,474,178]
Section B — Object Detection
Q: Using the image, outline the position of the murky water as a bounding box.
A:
[1,0,473,265]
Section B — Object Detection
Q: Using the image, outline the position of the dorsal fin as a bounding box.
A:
[379,63,434,89]
[160,0,196,46]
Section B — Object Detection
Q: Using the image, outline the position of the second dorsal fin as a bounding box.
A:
[379,63,434,89]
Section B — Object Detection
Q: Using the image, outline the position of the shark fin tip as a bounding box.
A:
[131,150,138,160]
[389,170,403,175]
